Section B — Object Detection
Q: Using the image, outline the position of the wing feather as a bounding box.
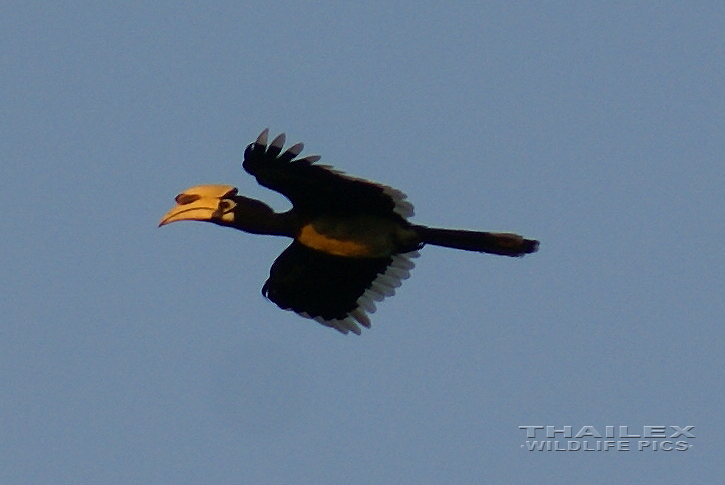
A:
[243,129,414,219]
[262,242,417,334]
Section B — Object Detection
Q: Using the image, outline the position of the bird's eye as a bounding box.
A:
[212,199,236,220]
[219,200,236,212]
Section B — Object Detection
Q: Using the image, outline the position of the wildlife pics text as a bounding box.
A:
[519,425,695,452]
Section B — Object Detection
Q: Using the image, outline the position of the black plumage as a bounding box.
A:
[160,129,538,334]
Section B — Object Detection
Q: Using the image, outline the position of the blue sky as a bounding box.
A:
[2,1,723,483]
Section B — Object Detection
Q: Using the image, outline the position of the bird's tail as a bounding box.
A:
[414,225,539,257]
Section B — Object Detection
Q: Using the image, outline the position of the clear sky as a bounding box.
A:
[2,1,723,483]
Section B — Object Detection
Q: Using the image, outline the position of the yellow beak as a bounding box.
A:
[159,184,237,227]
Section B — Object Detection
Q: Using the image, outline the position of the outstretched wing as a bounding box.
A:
[243,129,414,220]
[262,241,418,335]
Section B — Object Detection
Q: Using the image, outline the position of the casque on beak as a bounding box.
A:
[159,184,238,227]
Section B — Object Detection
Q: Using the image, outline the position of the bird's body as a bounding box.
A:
[297,214,420,258]
[160,129,538,334]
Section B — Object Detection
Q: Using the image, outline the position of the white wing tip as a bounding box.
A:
[285,142,304,157]
[270,132,286,149]
[256,128,269,145]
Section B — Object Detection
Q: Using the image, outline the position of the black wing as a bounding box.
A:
[243,129,414,220]
[262,241,417,335]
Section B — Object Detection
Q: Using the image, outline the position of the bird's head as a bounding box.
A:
[159,184,239,227]
[159,184,281,234]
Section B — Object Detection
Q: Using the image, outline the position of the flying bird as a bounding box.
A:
[160,129,539,335]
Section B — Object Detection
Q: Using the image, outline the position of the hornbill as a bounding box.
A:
[160,129,539,335]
